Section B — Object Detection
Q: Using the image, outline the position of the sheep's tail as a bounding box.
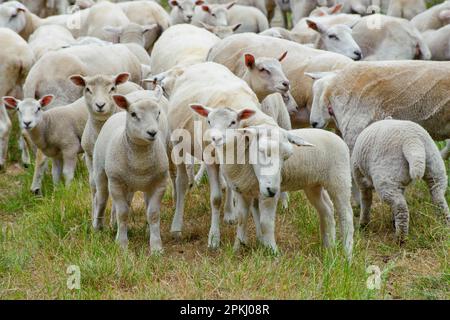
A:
[402,138,426,180]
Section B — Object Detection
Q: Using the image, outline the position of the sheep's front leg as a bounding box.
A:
[110,181,130,249]
[145,182,166,254]
[223,185,237,224]
[62,150,78,186]
[93,170,109,230]
[0,130,10,171]
[19,133,32,167]
[233,193,251,251]
[51,157,63,185]
[170,163,189,239]
[250,198,262,242]
[205,163,222,249]
[258,195,279,254]
[31,149,49,195]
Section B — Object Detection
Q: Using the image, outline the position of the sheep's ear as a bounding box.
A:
[39,95,54,108]
[306,19,325,33]
[152,85,163,101]
[304,71,336,80]
[199,21,214,31]
[142,24,158,34]
[278,51,288,62]
[439,9,450,20]
[286,133,314,147]
[331,3,343,14]
[232,23,241,32]
[244,53,255,68]
[113,94,129,110]
[226,1,236,9]
[103,26,123,36]
[169,0,179,7]
[195,0,204,5]
[237,108,256,121]
[202,5,211,13]
[2,96,19,110]
[190,104,211,117]
[69,74,86,87]
[115,73,130,86]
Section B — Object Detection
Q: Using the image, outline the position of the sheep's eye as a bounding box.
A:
[212,13,216,17]
[10,13,17,19]
[207,120,211,126]
[230,120,236,126]
[86,88,92,94]
[36,107,41,112]
[328,34,339,40]
[131,112,137,118]
[109,87,116,93]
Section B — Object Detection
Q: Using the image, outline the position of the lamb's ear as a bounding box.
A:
[199,21,214,32]
[169,0,179,7]
[304,71,336,80]
[39,95,54,108]
[232,23,241,32]
[152,85,163,101]
[195,0,204,5]
[331,3,343,14]
[142,24,158,35]
[201,5,211,13]
[286,132,314,147]
[113,94,129,110]
[439,9,450,20]
[190,104,212,117]
[244,53,255,68]
[2,96,19,110]
[103,26,123,36]
[278,51,288,62]
[226,1,236,9]
[237,108,256,121]
[306,19,326,33]
[115,72,130,86]
[69,74,86,87]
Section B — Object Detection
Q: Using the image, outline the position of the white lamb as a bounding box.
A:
[169,0,204,24]
[352,119,449,242]
[92,89,169,254]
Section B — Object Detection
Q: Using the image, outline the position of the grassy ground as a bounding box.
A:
[0,117,449,300]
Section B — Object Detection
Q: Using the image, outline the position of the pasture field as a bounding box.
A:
[0,121,448,300]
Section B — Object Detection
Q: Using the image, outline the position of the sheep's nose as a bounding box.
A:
[186,15,193,21]
[266,187,276,198]
[311,122,318,128]
[282,80,290,89]
[96,102,106,110]
[354,51,362,61]
[23,121,31,128]
[147,130,157,138]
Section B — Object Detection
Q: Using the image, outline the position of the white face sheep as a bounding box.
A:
[92,89,169,253]
[193,2,236,26]
[305,19,362,60]
[0,1,27,34]
[352,119,449,242]
[169,0,204,24]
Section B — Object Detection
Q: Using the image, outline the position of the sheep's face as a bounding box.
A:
[113,89,164,145]
[144,66,185,98]
[3,96,54,130]
[244,52,290,98]
[190,105,255,147]
[70,73,130,121]
[308,74,334,129]
[170,0,203,23]
[201,3,233,26]
[0,2,27,34]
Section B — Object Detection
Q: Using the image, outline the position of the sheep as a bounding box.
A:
[226,5,269,33]
[169,0,204,25]
[2,95,88,188]
[302,19,362,59]
[351,14,431,60]
[192,2,235,27]
[167,61,264,248]
[351,119,449,242]
[206,33,353,128]
[28,25,76,60]
[411,0,450,32]
[441,140,450,160]
[0,1,41,40]
[92,89,169,254]
[0,28,34,169]
[67,73,142,212]
[422,25,450,61]
[150,24,220,75]
[207,0,267,16]
[23,44,142,107]
[387,0,426,20]
[310,2,343,16]
[190,106,354,257]
[291,0,335,24]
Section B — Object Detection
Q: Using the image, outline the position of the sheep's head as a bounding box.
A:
[170,0,204,23]
[143,66,185,98]
[104,23,158,47]
[199,22,240,39]
[200,2,235,26]
[306,19,362,61]
[310,3,343,17]
[113,88,165,145]
[70,73,130,121]
[190,104,255,147]
[3,95,54,130]
[0,1,27,34]
[243,51,290,100]
[305,71,337,129]
[238,126,313,198]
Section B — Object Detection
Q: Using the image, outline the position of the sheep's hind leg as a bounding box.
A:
[30,149,49,195]
[233,193,251,252]
[62,150,78,186]
[110,184,131,249]
[145,183,166,254]
[170,163,189,240]
[424,171,450,224]
[93,170,109,231]
[205,163,222,249]
[379,187,409,244]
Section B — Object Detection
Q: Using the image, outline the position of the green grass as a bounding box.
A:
[0,117,449,300]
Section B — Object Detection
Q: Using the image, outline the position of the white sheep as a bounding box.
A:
[28,24,75,60]
[92,89,169,254]
[3,95,88,189]
[191,105,354,257]
[387,0,426,20]
[422,25,450,61]
[352,119,449,242]
[169,0,204,24]
[226,4,269,33]
[411,0,450,31]
[192,2,235,26]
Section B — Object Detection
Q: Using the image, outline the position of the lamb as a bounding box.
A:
[169,0,204,24]
[351,119,449,242]
[422,25,450,61]
[191,106,354,257]
[226,4,269,33]
[0,28,34,169]
[192,2,235,26]
[207,33,353,128]
[387,0,426,20]
[23,44,142,107]
[0,1,42,40]
[28,25,75,60]
[92,89,169,254]
[411,0,450,32]
[351,14,431,60]
[2,95,88,188]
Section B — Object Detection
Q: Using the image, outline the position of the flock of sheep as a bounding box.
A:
[0,0,448,259]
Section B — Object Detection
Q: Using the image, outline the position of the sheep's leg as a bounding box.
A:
[379,188,409,243]
[424,172,450,223]
[282,9,289,29]
[51,157,63,185]
[194,162,206,185]
[441,139,450,160]
[250,198,262,241]
[0,131,10,171]
[62,150,78,186]
[85,154,97,216]
[205,163,222,249]
[223,185,237,224]
[328,185,354,258]
[233,192,251,251]
[30,149,48,195]
[351,182,361,208]
[92,170,108,231]
[170,163,189,239]
[19,133,31,167]
[280,192,289,210]
[145,183,166,254]
[258,195,279,254]
[304,186,336,249]
[359,187,373,228]
[110,181,130,249]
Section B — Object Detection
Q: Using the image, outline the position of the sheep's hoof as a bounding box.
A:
[223,214,237,225]
[207,234,220,250]
[171,231,183,241]
[32,188,42,196]
[150,247,164,256]
[23,163,30,169]
[233,238,248,253]
[359,222,369,230]
[92,221,104,231]
[117,239,129,250]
